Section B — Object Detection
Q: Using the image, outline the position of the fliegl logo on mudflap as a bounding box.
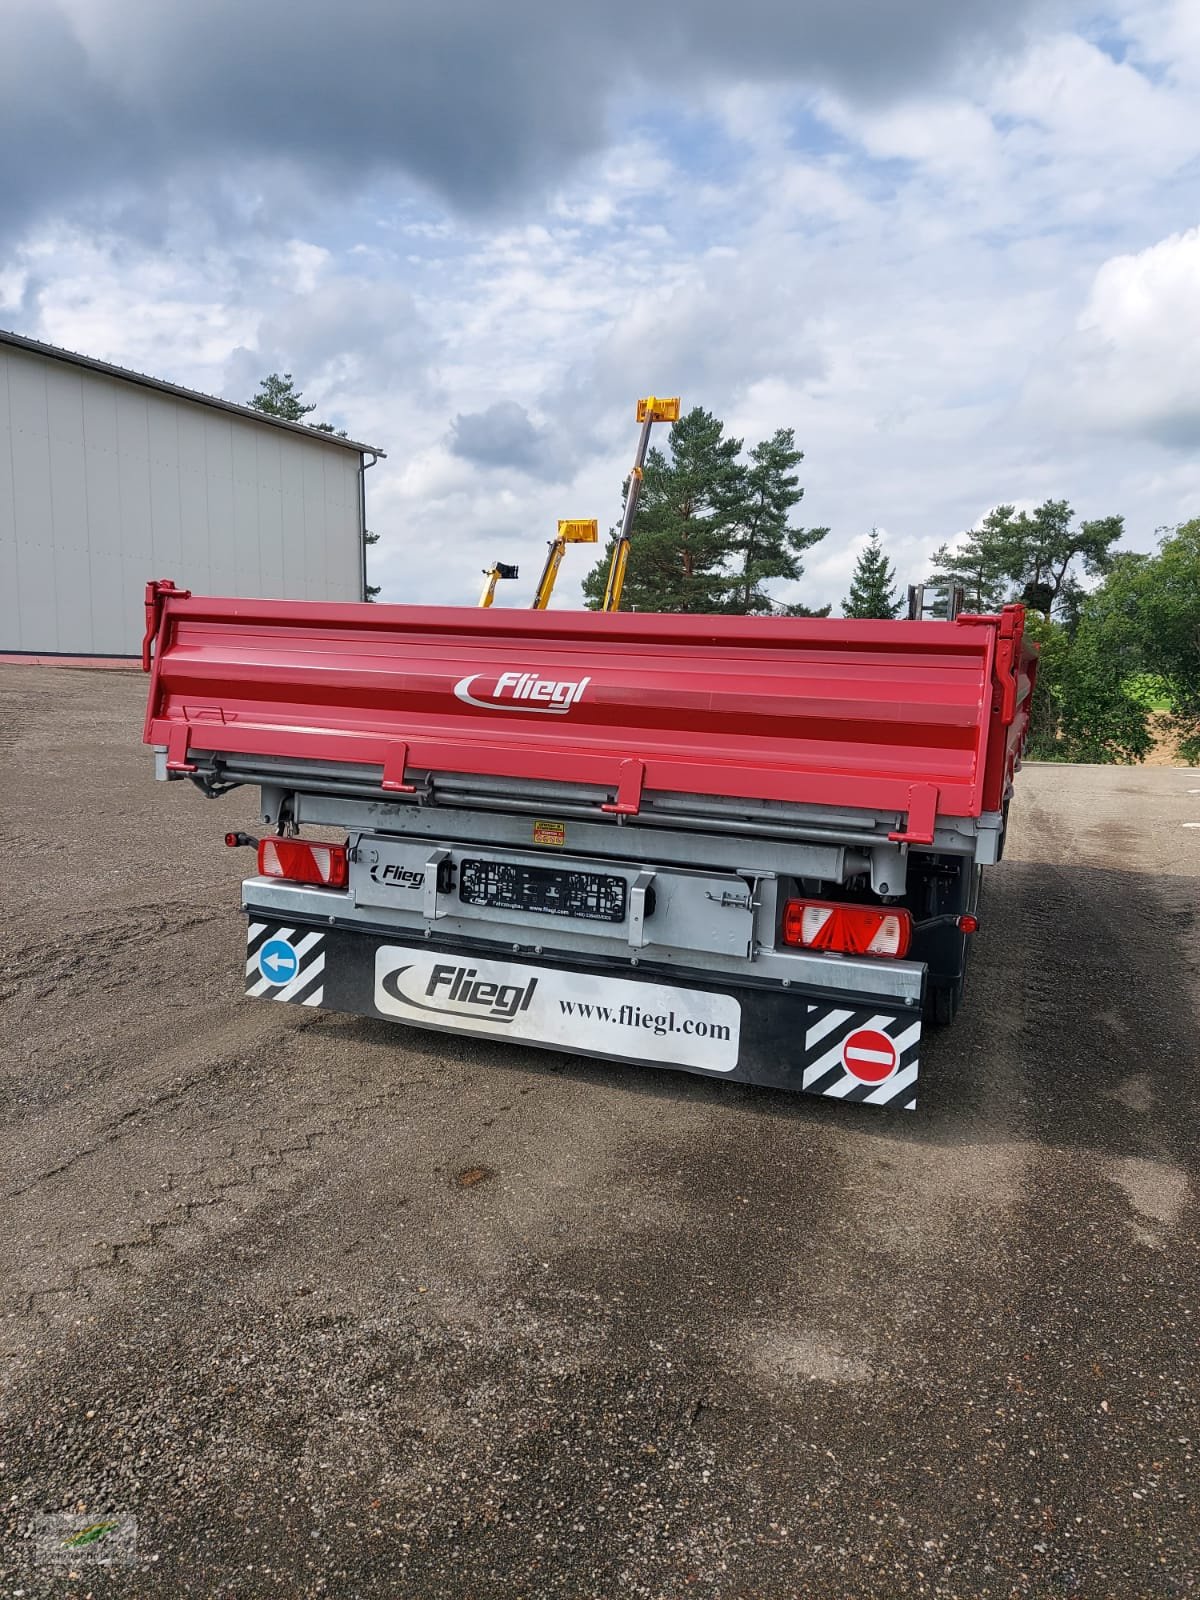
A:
[453,670,591,715]
[374,944,742,1069]
[381,960,538,1023]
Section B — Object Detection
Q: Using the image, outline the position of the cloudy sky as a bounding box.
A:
[2,0,1198,609]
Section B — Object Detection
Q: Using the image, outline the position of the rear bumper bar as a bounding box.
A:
[244,908,925,1109]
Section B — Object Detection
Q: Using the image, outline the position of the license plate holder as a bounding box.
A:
[458,858,627,923]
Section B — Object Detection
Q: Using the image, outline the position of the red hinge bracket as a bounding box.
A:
[164,721,197,774]
[142,578,191,672]
[992,603,1025,723]
[600,758,645,817]
[888,783,939,846]
[381,743,417,794]
[958,604,1025,723]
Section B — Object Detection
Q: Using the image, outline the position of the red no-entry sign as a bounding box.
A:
[842,1028,898,1083]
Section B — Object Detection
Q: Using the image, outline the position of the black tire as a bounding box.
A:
[928,972,965,1028]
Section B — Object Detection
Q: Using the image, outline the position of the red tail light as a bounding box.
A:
[257,837,348,888]
[783,898,912,958]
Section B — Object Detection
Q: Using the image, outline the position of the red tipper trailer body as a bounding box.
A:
[143,582,1036,1109]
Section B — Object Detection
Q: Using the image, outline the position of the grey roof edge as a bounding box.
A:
[0,327,386,458]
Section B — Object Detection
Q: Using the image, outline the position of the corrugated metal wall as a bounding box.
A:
[0,343,364,654]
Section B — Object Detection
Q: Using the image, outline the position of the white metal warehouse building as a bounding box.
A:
[0,330,384,656]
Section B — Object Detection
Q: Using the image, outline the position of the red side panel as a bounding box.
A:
[143,589,1036,828]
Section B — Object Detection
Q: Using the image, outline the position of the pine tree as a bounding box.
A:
[1002,500,1123,618]
[581,408,745,613]
[248,373,347,437]
[843,529,901,619]
[927,501,1125,619]
[249,373,316,422]
[582,408,826,614]
[927,505,1014,612]
[726,428,827,613]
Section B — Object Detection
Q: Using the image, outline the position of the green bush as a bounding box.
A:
[1023,610,1152,764]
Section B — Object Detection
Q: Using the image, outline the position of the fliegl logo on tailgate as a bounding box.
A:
[453,670,591,716]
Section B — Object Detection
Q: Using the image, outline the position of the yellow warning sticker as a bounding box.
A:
[533,819,566,848]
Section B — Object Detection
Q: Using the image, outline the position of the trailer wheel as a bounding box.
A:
[929,977,963,1028]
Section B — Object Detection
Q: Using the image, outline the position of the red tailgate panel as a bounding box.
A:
[143,590,1032,825]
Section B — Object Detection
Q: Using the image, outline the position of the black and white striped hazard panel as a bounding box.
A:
[245,922,326,1007]
[802,1005,919,1109]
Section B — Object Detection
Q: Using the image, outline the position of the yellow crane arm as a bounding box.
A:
[601,397,679,612]
[531,520,598,610]
[531,541,566,611]
[478,561,519,608]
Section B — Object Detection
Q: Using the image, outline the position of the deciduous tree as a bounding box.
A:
[1079,520,1200,760]
[1024,611,1151,764]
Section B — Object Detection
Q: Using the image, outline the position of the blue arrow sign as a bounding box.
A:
[258,937,300,986]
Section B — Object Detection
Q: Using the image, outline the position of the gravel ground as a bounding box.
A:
[1,664,1198,1599]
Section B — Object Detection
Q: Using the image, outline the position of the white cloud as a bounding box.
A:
[6,2,1200,616]
[19,226,258,384]
[1119,0,1200,87]
[817,92,1003,184]
[0,265,26,313]
[995,30,1195,192]
[1036,226,1200,450]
